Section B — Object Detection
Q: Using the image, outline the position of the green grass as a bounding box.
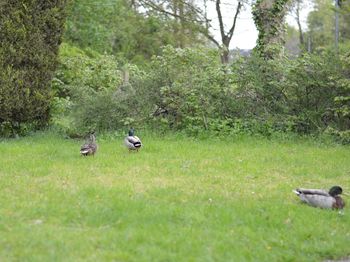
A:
[0,132,349,261]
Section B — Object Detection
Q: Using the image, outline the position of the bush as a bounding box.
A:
[52,44,350,142]
[0,0,68,137]
[232,49,350,140]
[131,46,235,132]
[52,43,144,135]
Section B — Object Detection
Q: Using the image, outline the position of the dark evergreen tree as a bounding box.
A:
[0,0,68,135]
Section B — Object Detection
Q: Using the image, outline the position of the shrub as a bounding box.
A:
[52,44,350,142]
[52,43,144,134]
[131,46,235,132]
[232,49,350,139]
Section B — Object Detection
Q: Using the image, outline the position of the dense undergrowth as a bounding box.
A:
[44,43,350,144]
[2,23,350,143]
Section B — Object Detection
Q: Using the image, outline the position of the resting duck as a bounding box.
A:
[293,186,345,209]
[124,128,142,152]
[80,133,98,156]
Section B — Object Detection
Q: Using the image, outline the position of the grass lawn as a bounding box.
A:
[0,132,349,261]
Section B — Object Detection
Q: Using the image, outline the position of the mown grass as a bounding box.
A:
[0,132,349,261]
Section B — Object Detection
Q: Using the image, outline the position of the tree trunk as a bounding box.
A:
[216,0,242,64]
[178,0,185,48]
[252,0,290,59]
[221,46,230,64]
[295,0,304,45]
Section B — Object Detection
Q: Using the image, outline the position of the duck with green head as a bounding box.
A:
[293,186,345,209]
[124,128,142,152]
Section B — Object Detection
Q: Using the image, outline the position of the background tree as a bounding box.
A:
[306,0,334,51]
[137,0,244,64]
[215,0,243,63]
[252,0,290,59]
[338,0,350,41]
[284,25,301,55]
[284,0,308,55]
[64,0,204,64]
[0,0,68,136]
[304,0,350,52]
[289,0,305,46]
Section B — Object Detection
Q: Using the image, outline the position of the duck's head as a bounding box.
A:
[128,128,135,136]
[329,186,343,197]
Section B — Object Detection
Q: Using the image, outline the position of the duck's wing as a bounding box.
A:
[125,137,136,149]
[80,143,90,152]
[90,143,98,153]
[133,136,141,142]
[132,136,142,147]
[294,188,329,196]
[125,136,141,147]
[127,136,140,144]
[299,194,336,209]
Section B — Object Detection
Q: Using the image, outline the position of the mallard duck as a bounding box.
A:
[124,128,142,152]
[293,186,345,209]
[80,133,98,156]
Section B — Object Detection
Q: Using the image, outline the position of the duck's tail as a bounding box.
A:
[80,149,90,154]
[293,190,301,195]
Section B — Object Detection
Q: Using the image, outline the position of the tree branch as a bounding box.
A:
[227,1,242,42]
[216,0,225,44]
[138,0,207,24]
[198,27,221,48]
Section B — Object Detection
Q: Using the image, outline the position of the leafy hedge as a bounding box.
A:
[133,46,234,132]
[51,43,139,135]
[52,45,350,142]
[0,0,68,136]
[232,48,350,142]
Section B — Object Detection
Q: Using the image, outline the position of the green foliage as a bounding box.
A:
[285,48,349,138]
[0,0,68,137]
[52,43,146,134]
[53,45,237,135]
[324,45,350,143]
[52,44,350,142]
[57,43,122,93]
[231,48,350,139]
[306,0,334,50]
[63,0,203,65]
[286,53,337,131]
[305,0,350,51]
[131,46,234,132]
